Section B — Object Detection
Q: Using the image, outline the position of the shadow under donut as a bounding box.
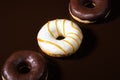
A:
[106,0,120,22]
[46,58,62,80]
[69,0,120,24]
[100,0,120,23]
[76,27,98,58]
[63,27,98,60]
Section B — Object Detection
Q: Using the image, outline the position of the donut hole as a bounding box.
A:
[56,36,65,40]
[16,62,31,74]
[84,1,96,8]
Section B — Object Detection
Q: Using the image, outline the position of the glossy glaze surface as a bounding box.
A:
[1,51,46,80]
[0,0,120,80]
[69,0,110,22]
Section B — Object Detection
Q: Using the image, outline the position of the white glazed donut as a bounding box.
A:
[37,19,83,57]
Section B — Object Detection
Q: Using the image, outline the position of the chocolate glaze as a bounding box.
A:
[1,50,47,80]
[69,0,110,21]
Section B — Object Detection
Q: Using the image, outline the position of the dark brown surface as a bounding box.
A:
[0,0,120,80]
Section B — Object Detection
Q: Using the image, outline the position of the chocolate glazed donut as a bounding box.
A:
[69,0,111,23]
[1,50,48,80]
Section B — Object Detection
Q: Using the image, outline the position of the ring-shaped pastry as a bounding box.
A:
[37,19,83,57]
[1,50,48,80]
[69,0,111,23]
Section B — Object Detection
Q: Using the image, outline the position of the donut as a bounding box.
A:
[69,0,111,23]
[37,19,83,57]
[1,50,48,80]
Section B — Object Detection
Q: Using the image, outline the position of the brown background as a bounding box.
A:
[0,0,120,80]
